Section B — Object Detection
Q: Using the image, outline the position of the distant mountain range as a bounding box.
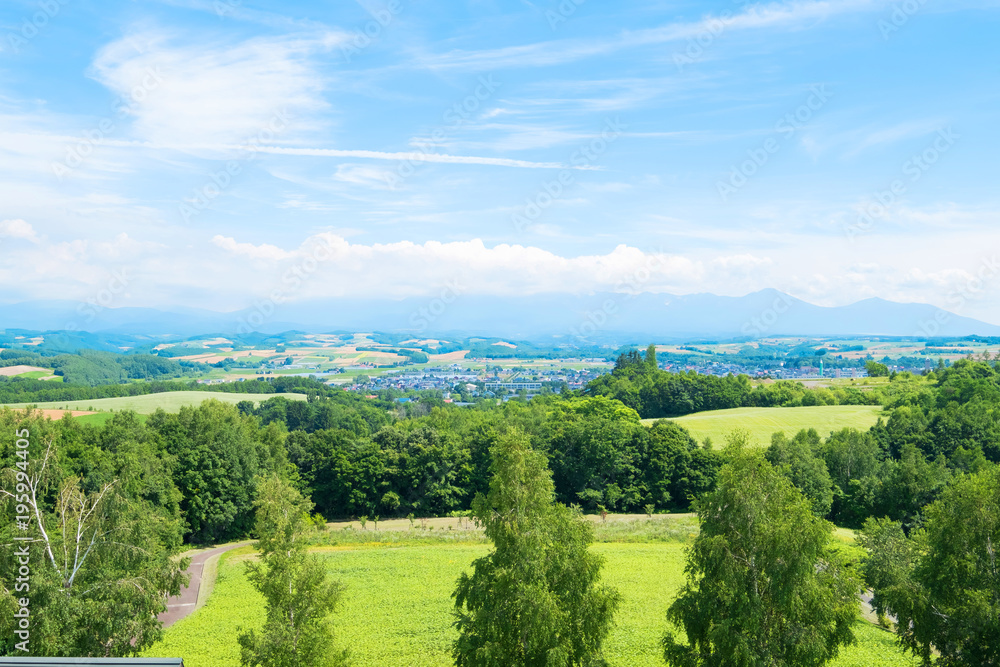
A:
[0,290,997,342]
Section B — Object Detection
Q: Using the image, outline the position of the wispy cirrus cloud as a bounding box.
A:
[0,132,595,171]
[217,143,593,169]
[800,118,949,159]
[416,0,890,72]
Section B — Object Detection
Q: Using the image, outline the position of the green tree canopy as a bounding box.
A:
[867,466,1000,666]
[856,517,913,622]
[765,429,834,517]
[149,400,286,543]
[865,361,890,378]
[452,429,620,667]
[0,409,188,657]
[663,432,859,667]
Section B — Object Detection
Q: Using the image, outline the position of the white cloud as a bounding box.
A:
[212,235,294,261]
[332,164,396,189]
[419,0,889,71]
[202,234,727,300]
[3,225,999,326]
[800,118,947,159]
[17,135,590,171]
[0,232,166,308]
[0,219,39,243]
[89,29,333,146]
[211,144,592,169]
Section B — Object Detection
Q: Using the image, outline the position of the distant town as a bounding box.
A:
[193,352,956,401]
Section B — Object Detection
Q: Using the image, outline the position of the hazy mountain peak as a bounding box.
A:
[1,291,996,341]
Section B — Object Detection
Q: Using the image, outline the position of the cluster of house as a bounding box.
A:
[666,361,873,380]
[342,364,606,398]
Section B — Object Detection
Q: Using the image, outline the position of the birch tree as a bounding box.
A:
[452,429,620,667]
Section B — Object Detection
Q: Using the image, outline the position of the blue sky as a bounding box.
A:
[1,0,999,324]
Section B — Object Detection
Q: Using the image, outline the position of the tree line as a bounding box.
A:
[585,346,883,419]
[0,348,207,386]
[0,372,347,406]
[193,393,721,541]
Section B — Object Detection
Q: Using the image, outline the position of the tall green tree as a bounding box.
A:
[644,420,720,510]
[868,466,1000,666]
[237,475,348,667]
[646,344,658,370]
[663,433,859,667]
[865,361,890,378]
[542,398,646,512]
[452,429,620,667]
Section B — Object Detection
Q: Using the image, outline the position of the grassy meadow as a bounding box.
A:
[145,525,916,667]
[74,412,140,427]
[12,370,58,379]
[644,405,885,447]
[0,390,307,415]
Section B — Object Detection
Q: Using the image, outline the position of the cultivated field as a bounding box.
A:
[0,391,307,415]
[33,409,97,420]
[73,412,138,427]
[644,405,885,447]
[145,533,916,667]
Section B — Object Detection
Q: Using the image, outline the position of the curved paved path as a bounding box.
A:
[160,542,251,628]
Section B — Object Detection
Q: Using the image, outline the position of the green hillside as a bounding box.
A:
[644,405,885,447]
[2,390,307,415]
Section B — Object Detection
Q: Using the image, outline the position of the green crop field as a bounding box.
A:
[73,412,147,427]
[145,539,916,667]
[1,391,307,415]
[642,405,885,448]
[12,370,56,379]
